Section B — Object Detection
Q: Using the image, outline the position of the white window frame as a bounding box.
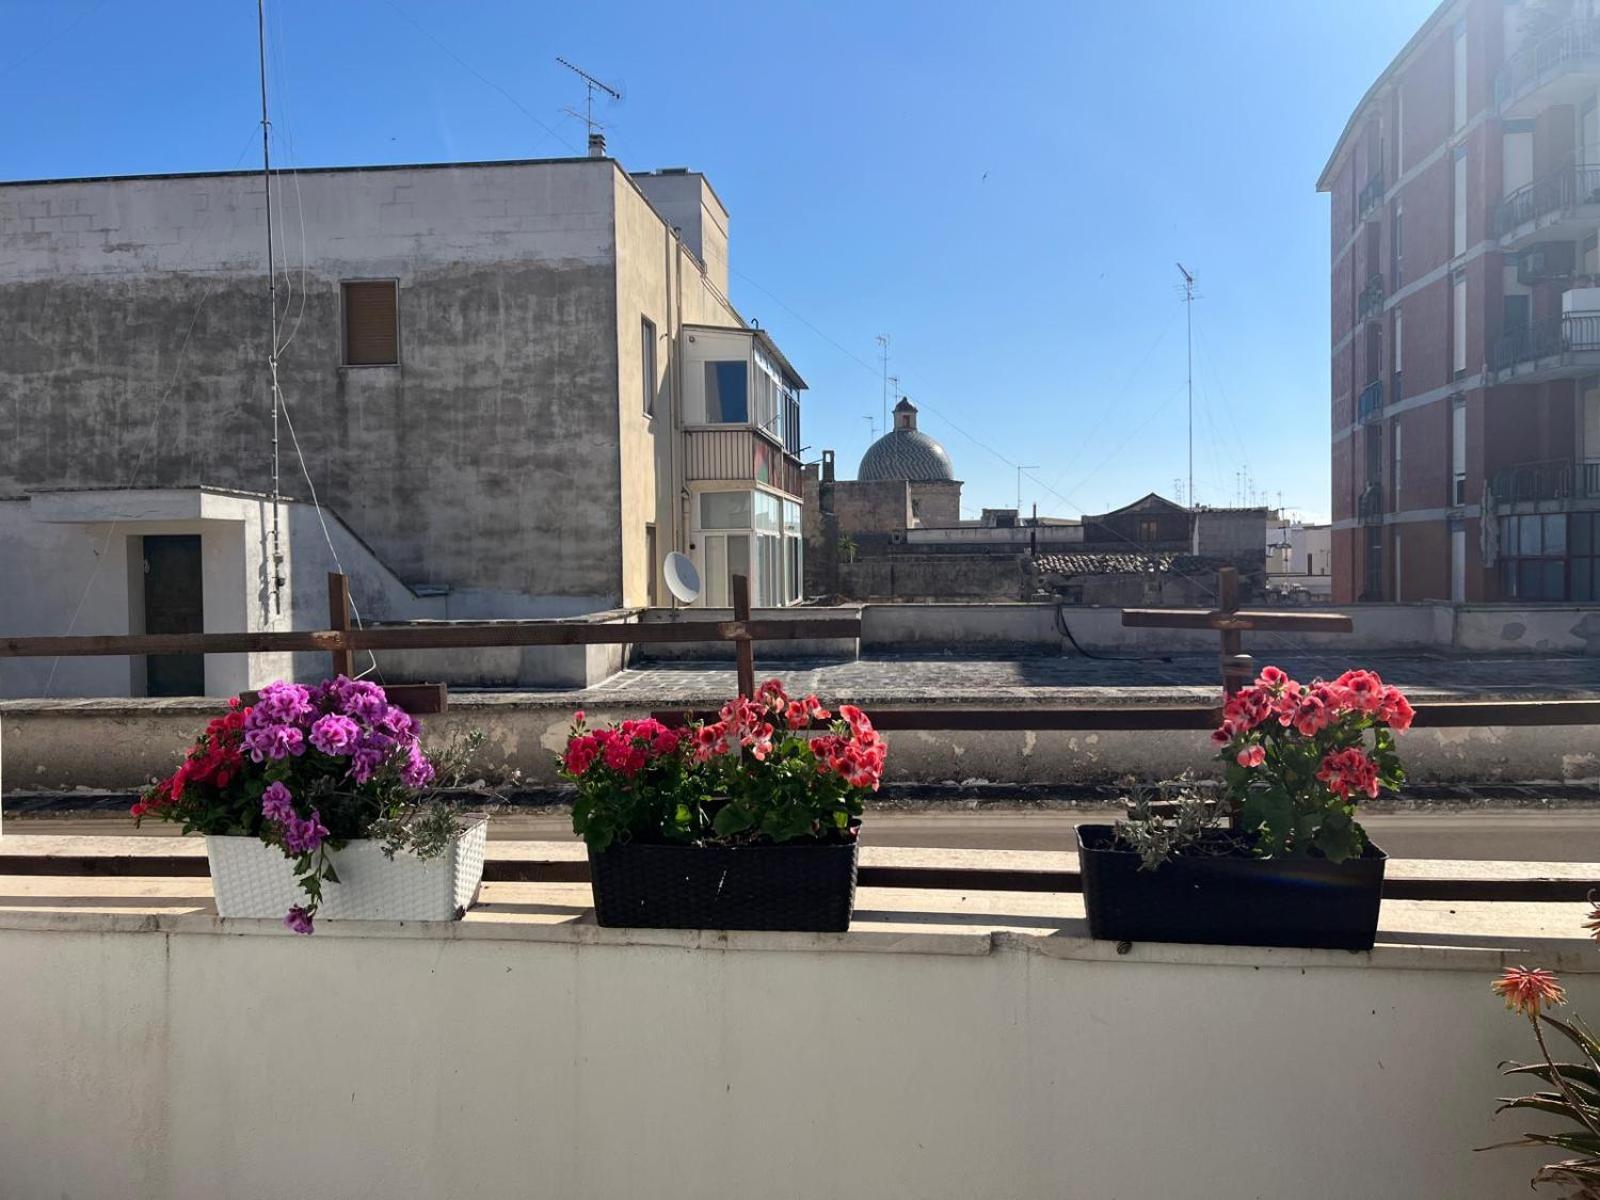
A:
[1452,273,1468,374]
[1453,148,1468,259]
[1453,20,1468,132]
[1451,398,1468,504]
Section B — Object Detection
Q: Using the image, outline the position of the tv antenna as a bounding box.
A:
[876,333,890,429]
[1176,262,1197,514]
[556,57,622,148]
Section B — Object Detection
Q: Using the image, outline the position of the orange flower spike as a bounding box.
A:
[1492,966,1566,1019]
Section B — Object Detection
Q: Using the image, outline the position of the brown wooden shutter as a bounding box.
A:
[343,281,398,365]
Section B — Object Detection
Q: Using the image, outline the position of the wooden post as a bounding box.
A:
[327,572,355,679]
[731,573,755,698]
[1215,567,1251,697]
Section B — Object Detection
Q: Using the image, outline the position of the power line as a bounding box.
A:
[381,0,578,154]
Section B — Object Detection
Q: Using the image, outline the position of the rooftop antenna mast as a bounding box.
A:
[556,57,622,155]
[876,334,890,430]
[1176,262,1197,513]
[258,0,284,614]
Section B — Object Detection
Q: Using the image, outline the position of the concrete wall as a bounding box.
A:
[0,160,628,609]
[634,605,861,661]
[0,913,1582,1199]
[840,556,1024,602]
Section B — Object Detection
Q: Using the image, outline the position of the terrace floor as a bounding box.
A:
[594,650,1600,705]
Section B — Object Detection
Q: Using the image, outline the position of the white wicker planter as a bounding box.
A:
[206,817,488,922]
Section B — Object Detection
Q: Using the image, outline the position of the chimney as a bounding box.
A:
[587,131,606,158]
[822,449,836,483]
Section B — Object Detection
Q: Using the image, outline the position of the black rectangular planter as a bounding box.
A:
[1077,824,1387,951]
[588,840,858,932]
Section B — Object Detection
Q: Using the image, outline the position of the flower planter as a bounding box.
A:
[1076,824,1386,951]
[588,839,858,932]
[207,817,488,923]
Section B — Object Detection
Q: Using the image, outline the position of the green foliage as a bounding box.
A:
[560,688,881,853]
[1488,1014,1600,1196]
[1112,782,1224,871]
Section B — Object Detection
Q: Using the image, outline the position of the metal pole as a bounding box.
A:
[258,0,283,614]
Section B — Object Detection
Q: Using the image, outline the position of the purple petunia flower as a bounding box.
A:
[328,677,388,724]
[260,781,294,824]
[283,906,314,935]
[400,741,435,789]
[243,722,305,764]
[348,730,395,784]
[375,703,418,740]
[282,809,329,855]
[309,713,361,756]
[249,681,315,728]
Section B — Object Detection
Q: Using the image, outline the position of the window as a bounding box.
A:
[1453,19,1467,132]
[1365,526,1383,600]
[641,318,657,417]
[1392,306,1403,398]
[1137,518,1159,542]
[1584,379,1600,463]
[1572,512,1600,601]
[1391,418,1402,505]
[1451,397,1468,503]
[1503,293,1530,337]
[644,524,658,605]
[1453,148,1468,258]
[1394,528,1403,601]
[703,361,749,423]
[1452,273,1468,375]
[1500,512,1571,600]
[1391,201,1403,286]
[343,281,398,366]
[1395,86,1404,175]
[700,490,752,529]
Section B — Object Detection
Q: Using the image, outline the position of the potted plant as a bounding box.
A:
[1482,963,1600,1195]
[559,679,885,931]
[1078,666,1413,950]
[133,677,486,934]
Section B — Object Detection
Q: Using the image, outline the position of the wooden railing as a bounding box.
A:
[0,573,848,701]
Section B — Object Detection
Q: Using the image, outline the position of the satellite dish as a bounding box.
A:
[663,552,702,604]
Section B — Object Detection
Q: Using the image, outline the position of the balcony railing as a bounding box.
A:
[1356,272,1385,322]
[1496,18,1600,111]
[1358,482,1384,524]
[1357,379,1384,423]
[1491,312,1600,374]
[685,428,802,496]
[1490,458,1600,504]
[1357,170,1384,221]
[1494,162,1600,238]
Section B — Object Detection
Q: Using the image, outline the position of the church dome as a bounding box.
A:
[857,398,955,482]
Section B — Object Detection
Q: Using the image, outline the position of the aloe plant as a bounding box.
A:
[1486,1005,1600,1196]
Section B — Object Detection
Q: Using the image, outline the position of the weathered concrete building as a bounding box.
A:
[0,155,807,695]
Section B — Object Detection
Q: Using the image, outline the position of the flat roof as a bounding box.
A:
[0,154,608,190]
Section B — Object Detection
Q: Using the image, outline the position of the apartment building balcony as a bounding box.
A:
[1495,162,1600,249]
[1356,170,1384,222]
[1496,18,1600,117]
[1489,311,1600,381]
[1489,458,1600,507]
[1355,273,1385,323]
[685,428,802,496]
[1358,481,1384,524]
[1356,378,1384,423]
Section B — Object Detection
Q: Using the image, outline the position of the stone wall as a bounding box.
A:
[839,555,1024,601]
[1,161,628,611]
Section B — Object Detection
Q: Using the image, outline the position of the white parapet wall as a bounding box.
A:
[0,907,1589,1199]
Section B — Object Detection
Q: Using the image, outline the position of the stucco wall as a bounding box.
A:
[0,916,1577,1199]
[0,160,628,607]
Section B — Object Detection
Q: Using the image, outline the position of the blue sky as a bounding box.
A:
[4,0,1439,523]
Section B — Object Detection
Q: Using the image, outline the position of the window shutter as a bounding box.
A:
[344,281,398,365]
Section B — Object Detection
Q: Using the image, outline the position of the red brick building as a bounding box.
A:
[1320,0,1600,604]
